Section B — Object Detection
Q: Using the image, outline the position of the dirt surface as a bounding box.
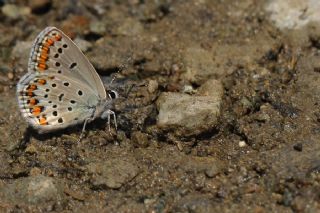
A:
[0,0,320,212]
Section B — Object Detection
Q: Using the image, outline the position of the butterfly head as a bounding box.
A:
[93,89,119,121]
[107,89,118,100]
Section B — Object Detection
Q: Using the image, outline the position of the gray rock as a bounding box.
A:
[265,0,320,30]
[156,79,223,135]
[0,175,64,206]
[86,158,139,189]
[1,4,31,19]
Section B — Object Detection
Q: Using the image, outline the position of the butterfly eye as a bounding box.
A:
[108,90,118,99]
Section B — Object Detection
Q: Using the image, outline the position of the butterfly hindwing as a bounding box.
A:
[17,72,99,133]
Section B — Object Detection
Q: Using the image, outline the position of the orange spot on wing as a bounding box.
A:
[55,34,62,41]
[32,106,43,116]
[47,38,54,45]
[27,92,34,97]
[39,116,48,125]
[43,43,51,50]
[27,84,37,95]
[38,58,46,64]
[42,46,49,52]
[37,79,47,85]
[37,63,47,71]
[40,53,48,60]
[27,84,37,91]
[29,98,38,106]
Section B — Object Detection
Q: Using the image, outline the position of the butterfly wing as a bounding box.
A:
[17,72,100,133]
[28,26,106,99]
[17,27,105,133]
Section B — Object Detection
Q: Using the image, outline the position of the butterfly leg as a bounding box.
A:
[78,118,90,142]
[112,111,117,131]
[105,109,117,131]
[110,110,117,131]
[107,110,111,132]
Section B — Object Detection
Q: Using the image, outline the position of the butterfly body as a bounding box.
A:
[16,27,116,134]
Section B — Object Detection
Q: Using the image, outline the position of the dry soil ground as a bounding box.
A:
[0,0,319,212]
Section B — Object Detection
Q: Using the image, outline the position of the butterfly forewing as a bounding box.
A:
[28,27,106,99]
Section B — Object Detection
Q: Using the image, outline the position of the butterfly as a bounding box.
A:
[16,26,118,137]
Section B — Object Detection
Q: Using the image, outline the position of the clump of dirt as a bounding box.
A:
[0,0,319,212]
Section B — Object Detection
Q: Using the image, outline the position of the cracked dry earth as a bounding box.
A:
[0,0,320,212]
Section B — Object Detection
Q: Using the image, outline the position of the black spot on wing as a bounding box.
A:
[58,94,64,101]
[69,62,77,69]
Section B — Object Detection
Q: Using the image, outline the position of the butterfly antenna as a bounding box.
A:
[110,55,133,86]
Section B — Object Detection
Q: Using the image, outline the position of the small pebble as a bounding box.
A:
[147,79,158,94]
[293,143,303,152]
[205,164,221,178]
[171,64,180,72]
[183,85,196,94]
[7,72,14,80]
[239,141,247,147]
